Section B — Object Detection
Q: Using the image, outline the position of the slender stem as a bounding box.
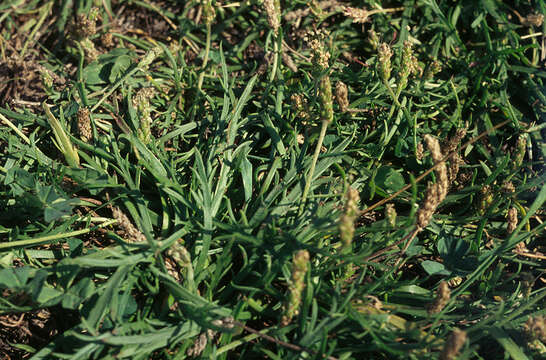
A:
[0,113,31,144]
[269,35,280,83]
[198,22,212,92]
[299,119,329,215]
[0,220,117,250]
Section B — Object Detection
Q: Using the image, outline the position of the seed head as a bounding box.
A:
[417,182,439,229]
[523,316,546,342]
[416,142,424,161]
[133,87,156,144]
[202,0,216,26]
[385,203,397,228]
[377,43,393,82]
[507,207,518,234]
[424,134,448,204]
[502,181,516,194]
[427,281,450,314]
[77,107,92,143]
[282,250,310,326]
[291,93,309,120]
[368,29,380,50]
[339,187,359,249]
[139,46,163,69]
[414,136,449,229]
[306,29,331,70]
[335,81,349,113]
[521,13,544,27]
[398,40,416,90]
[109,204,146,243]
[80,38,99,62]
[75,13,96,38]
[440,328,467,360]
[443,127,466,182]
[447,154,462,183]
[444,127,467,154]
[512,134,526,170]
[101,32,114,48]
[343,7,370,23]
[263,0,281,35]
[318,75,334,124]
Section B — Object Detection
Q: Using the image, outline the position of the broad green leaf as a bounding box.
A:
[421,260,451,276]
[375,166,405,193]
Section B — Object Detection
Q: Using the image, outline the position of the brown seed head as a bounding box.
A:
[416,142,424,161]
[444,127,467,154]
[507,207,518,234]
[291,93,309,120]
[101,32,114,48]
[264,0,281,34]
[335,81,349,112]
[523,316,546,342]
[385,203,397,227]
[427,281,451,314]
[522,13,544,27]
[343,7,370,23]
[75,13,96,38]
[447,154,462,183]
[440,328,467,360]
[417,182,439,230]
[77,107,92,143]
[424,134,448,203]
[306,29,331,70]
[110,205,146,243]
[501,181,515,193]
[282,52,298,72]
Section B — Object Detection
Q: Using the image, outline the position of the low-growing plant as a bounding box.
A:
[0,1,544,359]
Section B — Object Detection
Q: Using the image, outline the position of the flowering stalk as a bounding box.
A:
[281,250,309,326]
[339,187,359,251]
[133,87,156,144]
[167,240,195,292]
[299,30,333,214]
[264,0,282,79]
[299,74,333,214]
[198,0,215,91]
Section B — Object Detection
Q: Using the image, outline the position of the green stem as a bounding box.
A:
[269,34,280,83]
[0,220,117,250]
[197,22,212,92]
[299,119,329,215]
[0,112,31,144]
